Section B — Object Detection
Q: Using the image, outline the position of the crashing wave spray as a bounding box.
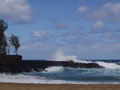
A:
[50,49,90,63]
[96,61,120,69]
[50,49,120,69]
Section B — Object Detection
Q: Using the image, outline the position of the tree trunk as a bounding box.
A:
[15,49,18,56]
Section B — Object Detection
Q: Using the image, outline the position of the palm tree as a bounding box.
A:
[9,34,20,55]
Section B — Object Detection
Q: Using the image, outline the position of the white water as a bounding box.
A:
[0,73,120,84]
[51,49,120,69]
[0,73,89,84]
[43,66,64,73]
[96,61,120,69]
[51,49,90,63]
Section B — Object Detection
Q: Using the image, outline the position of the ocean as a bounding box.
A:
[0,60,120,84]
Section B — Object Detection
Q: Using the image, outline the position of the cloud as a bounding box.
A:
[20,40,120,59]
[78,6,88,13]
[0,0,32,23]
[29,29,86,47]
[91,20,109,33]
[92,20,104,29]
[55,23,68,30]
[104,32,113,38]
[32,31,45,37]
[85,3,120,21]
[103,32,120,41]
[63,30,84,37]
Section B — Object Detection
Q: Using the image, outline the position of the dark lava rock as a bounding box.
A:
[0,60,104,73]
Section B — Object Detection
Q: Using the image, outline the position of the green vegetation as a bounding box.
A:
[0,20,8,55]
[0,19,20,56]
[9,34,20,55]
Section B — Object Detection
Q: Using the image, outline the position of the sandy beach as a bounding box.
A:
[0,83,120,90]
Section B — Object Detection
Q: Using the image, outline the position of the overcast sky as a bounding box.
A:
[1,0,120,60]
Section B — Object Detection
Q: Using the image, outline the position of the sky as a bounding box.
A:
[1,0,120,60]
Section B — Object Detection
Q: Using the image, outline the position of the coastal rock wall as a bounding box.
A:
[0,55,22,64]
[0,60,104,73]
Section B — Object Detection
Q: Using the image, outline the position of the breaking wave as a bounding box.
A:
[50,49,91,63]
[0,73,89,84]
[43,66,64,73]
[50,49,120,69]
[96,61,120,69]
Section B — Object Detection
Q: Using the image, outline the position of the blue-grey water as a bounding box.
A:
[0,60,120,84]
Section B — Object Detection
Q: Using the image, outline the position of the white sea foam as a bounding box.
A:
[96,61,120,69]
[0,73,85,84]
[0,74,43,83]
[0,73,119,84]
[43,66,64,73]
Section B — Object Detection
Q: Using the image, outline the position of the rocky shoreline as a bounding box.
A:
[0,58,104,73]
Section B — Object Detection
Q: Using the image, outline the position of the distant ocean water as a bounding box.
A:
[0,60,120,84]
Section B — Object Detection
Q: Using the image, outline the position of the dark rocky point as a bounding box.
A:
[0,56,104,73]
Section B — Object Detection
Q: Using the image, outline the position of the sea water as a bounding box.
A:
[0,60,120,84]
[0,50,120,84]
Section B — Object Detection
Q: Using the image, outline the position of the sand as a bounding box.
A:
[0,83,120,90]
